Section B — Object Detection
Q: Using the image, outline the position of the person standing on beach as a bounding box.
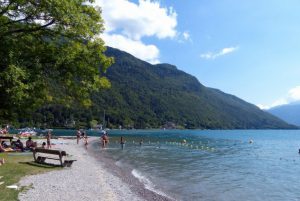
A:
[101,133,109,148]
[81,130,85,139]
[46,131,52,149]
[120,136,125,149]
[83,133,88,149]
[76,129,81,144]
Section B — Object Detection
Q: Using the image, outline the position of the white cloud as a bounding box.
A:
[97,0,177,40]
[176,31,192,44]
[95,0,178,63]
[102,33,160,64]
[257,86,300,109]
[200,46,239,60]
[288,86,300,100]
[257,99,288,110]
[183,31,191,41]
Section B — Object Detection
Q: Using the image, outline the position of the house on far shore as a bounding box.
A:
[162,122,177,129]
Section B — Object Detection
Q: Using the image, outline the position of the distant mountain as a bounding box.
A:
[90,47,294,129]
[268,102,300,126]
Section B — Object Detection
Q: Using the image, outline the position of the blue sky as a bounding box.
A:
[95,0,300,109]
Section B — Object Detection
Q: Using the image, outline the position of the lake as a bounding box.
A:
[55,129,300,201]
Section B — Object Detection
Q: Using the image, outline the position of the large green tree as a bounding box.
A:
[0,0,112,123]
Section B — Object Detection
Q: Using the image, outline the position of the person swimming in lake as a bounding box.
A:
[120,136,125,149]
[139,139,143,147]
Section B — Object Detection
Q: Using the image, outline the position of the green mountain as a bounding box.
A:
[23,47,296,129]
[90,47,294,129]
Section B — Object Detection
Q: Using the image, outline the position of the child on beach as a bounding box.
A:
[83,133,88,149]
[41,142,46,149]
[76,129,81,144]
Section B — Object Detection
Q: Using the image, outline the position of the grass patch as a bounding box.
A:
[0,152,61,201]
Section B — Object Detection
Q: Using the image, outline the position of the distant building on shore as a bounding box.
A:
[162,122,177,129]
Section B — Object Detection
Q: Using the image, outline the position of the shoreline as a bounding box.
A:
[17,137,173,201]
[18,138,142,201]
[87,139,174,201]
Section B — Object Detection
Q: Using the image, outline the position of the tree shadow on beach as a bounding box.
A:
[19,161,62,169]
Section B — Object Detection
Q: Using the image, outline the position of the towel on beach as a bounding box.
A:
[6,185,18,189]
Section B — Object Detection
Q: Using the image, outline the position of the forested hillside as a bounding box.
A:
[20,47,295,129]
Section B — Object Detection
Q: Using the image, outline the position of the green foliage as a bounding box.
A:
[89,119,98,128]
[0,0,113,122]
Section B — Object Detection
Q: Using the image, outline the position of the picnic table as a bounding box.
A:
[0,136,13,143]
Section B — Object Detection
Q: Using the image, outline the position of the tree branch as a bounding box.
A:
[0,15,33,27]
[0,19,56,37]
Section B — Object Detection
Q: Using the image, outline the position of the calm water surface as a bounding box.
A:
[58,129,300,201]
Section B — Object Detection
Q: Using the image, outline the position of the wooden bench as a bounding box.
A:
[33,148,76,167]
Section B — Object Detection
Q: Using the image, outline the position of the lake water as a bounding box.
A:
[56,129,300,201]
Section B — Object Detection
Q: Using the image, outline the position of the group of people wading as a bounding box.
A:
[75,130,145,150]
[76,129,88,148]
[76,129,108,148]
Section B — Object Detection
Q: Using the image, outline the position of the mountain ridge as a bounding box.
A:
[268,102,300,126]
[98,46,295,129]
[22,47,297,129]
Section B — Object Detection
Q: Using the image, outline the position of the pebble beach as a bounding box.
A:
[18,138,144,201]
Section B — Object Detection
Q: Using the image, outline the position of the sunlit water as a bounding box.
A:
[56,129,300,201]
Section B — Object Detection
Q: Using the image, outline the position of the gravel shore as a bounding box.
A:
[18,138,144,201]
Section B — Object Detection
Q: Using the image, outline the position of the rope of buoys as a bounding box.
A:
[143,140,217,152]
